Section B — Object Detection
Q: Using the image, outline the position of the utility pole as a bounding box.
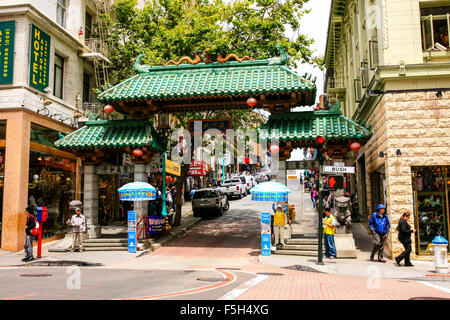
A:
[316,136,326,265]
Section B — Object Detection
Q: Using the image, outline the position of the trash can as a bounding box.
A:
[431,236,448,274]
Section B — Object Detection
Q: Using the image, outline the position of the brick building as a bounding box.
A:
[0,1,111,251]
[324,0,450,259]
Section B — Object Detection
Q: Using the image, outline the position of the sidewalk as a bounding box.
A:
[0,203,199,268]
[262,187,446,281]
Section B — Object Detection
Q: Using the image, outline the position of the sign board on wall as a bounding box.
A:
[165,158,181,176]
[188,119,231,133]
[0,21,15,84]
[29,24,50,92]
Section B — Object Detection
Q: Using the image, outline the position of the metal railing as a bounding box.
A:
[84,38,109,57]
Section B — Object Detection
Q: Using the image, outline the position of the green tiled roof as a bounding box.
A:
[54,119,165,151]
[260,109,371,142]
[97,57,316,103]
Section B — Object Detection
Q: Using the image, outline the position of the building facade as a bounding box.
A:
[0,0,111,251]
[325,0,450,259]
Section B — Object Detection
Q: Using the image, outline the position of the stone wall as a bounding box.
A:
[364,90,450,259]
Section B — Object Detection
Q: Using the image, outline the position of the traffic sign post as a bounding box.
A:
[323,165,355,174]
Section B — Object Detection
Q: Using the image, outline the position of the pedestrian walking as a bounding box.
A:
[23,206,36,262]
[70,208,86,252]
[312,187,318,209]
[395,212,415,267]
[323,208,337,259]
[272,203,289,246]
[323,195,332,211]
[369,204,390,263]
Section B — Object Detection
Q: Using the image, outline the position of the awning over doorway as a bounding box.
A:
[54,119,165,152]
[260,108,371,145]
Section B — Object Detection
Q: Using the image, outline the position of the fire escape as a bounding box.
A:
[79,0,115,121]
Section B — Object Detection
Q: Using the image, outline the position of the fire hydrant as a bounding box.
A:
[429,236,448,274]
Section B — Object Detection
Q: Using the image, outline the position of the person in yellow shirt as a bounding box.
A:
[272,203,289,246]
[323,208,337,259]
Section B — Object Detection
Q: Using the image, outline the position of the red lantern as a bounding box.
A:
[133,148,143,157]
[169,177,173,182]
[104,104,114,114]
[247,97,257,107]
[269,145,279,154]
[350,142,361,152]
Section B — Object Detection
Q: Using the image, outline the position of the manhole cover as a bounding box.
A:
[197,278,230,282]
[283,265,325,273]
[256,272,284,276]
[409,297,450,300]
[20,274,53,277]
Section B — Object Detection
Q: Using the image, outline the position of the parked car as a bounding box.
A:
[192,188,229,217]
[218,178,245,199]
[239,175,253,193]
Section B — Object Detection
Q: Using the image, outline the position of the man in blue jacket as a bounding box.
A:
[369,204,390,263]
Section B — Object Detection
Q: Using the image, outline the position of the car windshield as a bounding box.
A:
[239,177,246,183]
[193,191,217,199]
[224,180,239,184]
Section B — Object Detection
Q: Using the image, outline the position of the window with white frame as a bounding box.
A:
[421,6,450,51]
[56,0,67,27]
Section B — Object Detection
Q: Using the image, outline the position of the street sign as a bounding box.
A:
[127,211,137,253]
[261,212,271,256]
[323,165,355,174]
[0,21,15,84]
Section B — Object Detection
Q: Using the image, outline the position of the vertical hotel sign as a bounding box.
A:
[0,21,15,84]
[29,24,50,92]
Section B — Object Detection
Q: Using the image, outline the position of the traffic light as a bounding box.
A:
[316,136,326,161]
[328,176,344,190]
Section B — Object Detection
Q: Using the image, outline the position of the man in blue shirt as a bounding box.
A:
[369,204,390,263]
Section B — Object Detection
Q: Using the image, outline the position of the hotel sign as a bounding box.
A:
[29,24,50,92]
[0,21,15,84]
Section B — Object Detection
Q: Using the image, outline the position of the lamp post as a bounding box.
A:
[161,152,167,217]
[316,136,326,265]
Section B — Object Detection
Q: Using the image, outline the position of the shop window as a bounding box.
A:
[370,166,386,212]
[54,54,64,99]
[412,167,449,255]
[28,150,75,238]
[0,120,6,140]
[0,148,4,245]
[420,6,450,50]
[30,123,61,147]
[56,0,67,28]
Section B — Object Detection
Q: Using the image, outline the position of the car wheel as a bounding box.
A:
[239,191,243,199]
[218,206,223,216]
[224,201,229,211]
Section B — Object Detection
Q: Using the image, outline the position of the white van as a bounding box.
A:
[239,175,253,193]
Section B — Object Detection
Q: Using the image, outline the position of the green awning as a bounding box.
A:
[97,56,317,104]
[260,109,371,142]
[54,119,165,152]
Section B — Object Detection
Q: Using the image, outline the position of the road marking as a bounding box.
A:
[418,281,450,294]
[185,211,193,217]
[218,274,268,300]
[122,269,236,300]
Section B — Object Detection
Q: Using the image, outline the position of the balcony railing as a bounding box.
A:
[85,38,109,57]
[82,102,114,120]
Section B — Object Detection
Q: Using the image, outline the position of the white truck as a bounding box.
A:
[218,178,245,199]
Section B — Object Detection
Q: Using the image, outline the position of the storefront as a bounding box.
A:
[412,166,450,255]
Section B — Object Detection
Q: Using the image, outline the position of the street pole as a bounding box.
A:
[317,159,324,265]
[161,151,167,217]
[222,157,225,183]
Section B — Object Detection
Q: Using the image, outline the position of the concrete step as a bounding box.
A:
[279,244,318,251]
[82,247,129,251]
[83,242,128,248]
[84,238,128,243]
[285,238,318,245]
[273,250,318,257]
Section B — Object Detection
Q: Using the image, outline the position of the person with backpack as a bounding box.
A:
[369,204,390,263]
[23,206,37,262]
[70,208,86,252]
[395,212,415,267]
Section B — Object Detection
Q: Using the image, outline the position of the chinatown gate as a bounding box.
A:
[55,48,371,239]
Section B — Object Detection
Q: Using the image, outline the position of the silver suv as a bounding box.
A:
[192,188,229,217]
